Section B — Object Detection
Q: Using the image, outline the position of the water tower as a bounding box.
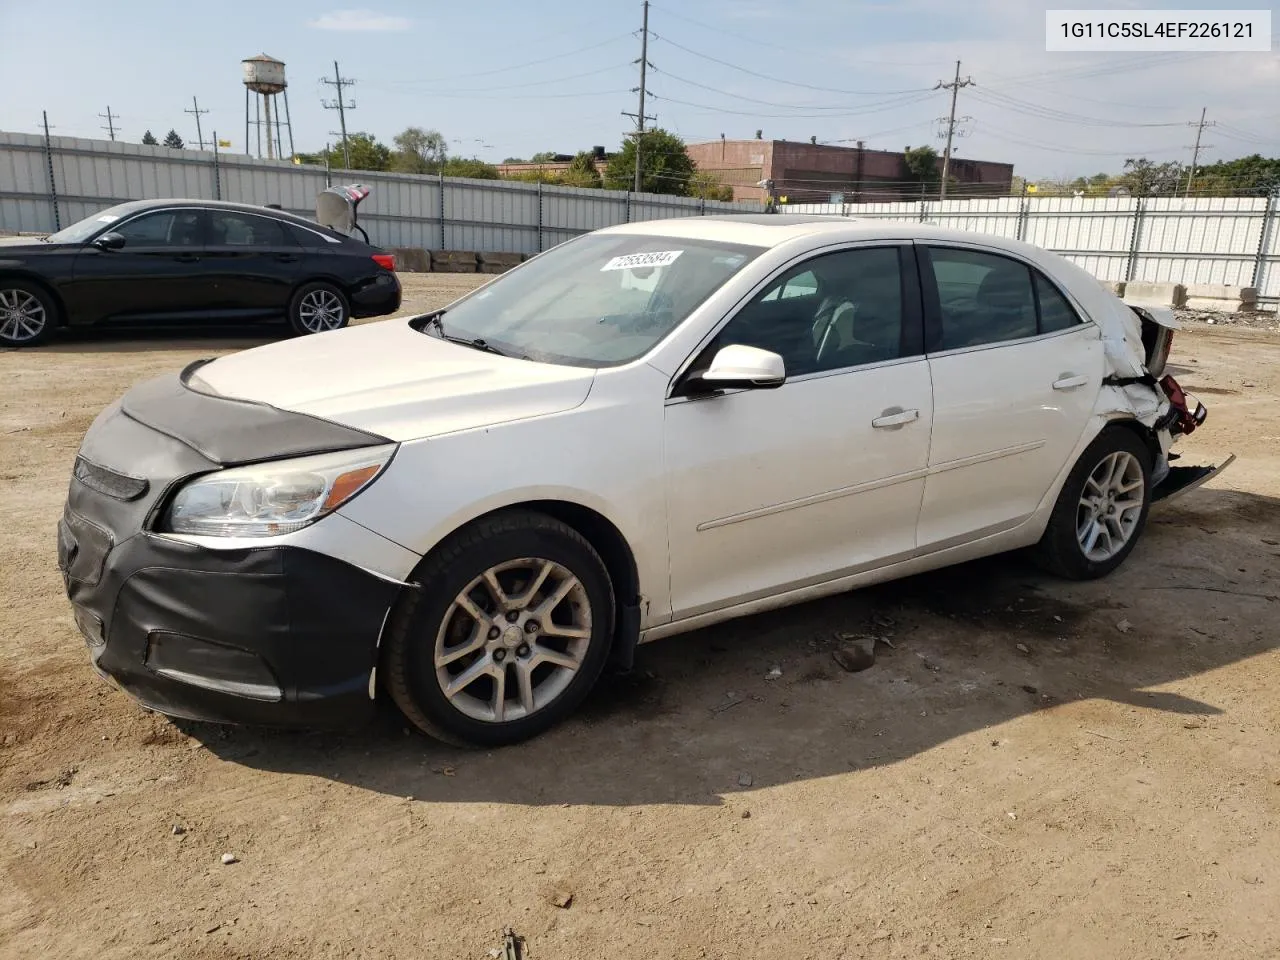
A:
[242,53,295,160]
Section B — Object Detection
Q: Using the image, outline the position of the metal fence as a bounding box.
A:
[0,130,759,255]
[781,195,1280,301]
[3,129,1277,300]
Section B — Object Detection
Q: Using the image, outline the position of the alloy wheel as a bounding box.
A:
[1076,450,1145,562]
[0,288,47,344]
[433,558,593,723]
[296,289,346,333]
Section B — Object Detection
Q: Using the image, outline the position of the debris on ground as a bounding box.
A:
[765,665,782,681]
[1016,643,1031,655]
[220,853,238,865]
[550,888,574,909]
[738,773,753,787]
[171,824,186,836]
[1116,619,1133,634]
[832,635,878,672]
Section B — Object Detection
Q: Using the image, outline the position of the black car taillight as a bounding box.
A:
[371,253,396,271]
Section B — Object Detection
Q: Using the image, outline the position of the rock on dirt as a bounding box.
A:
[832,636,877,673]
[220,853,238,866]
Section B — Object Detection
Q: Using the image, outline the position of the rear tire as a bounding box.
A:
[1031,425,1153,580]
[0,280,57,348]
[288,281,350,336]
[383,510,615,748]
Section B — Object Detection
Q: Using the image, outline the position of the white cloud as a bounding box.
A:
[309,9,411,32]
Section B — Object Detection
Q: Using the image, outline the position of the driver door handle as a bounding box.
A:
[1053,374,1088,390]
[173,253,200,263]
[871,407,920,429]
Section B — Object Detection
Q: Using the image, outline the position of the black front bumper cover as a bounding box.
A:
[58,362,403,729]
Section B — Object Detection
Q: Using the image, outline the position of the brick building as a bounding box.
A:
[685,138,1016,204]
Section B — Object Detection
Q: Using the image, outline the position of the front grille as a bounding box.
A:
[73,456,149,502]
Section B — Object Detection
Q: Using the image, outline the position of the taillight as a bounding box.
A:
[372,253,396,271]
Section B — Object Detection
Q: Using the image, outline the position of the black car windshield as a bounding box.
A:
[429,233,766,367]
[45,203,139,244]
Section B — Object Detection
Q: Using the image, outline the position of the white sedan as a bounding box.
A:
[58,215,1229,746]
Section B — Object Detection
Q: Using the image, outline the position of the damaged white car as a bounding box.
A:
[59,216,1232,746]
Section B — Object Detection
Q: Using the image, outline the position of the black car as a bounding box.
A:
[0,197,402,347]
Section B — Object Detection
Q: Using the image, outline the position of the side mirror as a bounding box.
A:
[684,344,786,395]
[93,232,125,251]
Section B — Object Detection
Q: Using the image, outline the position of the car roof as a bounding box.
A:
[102,198,335,233]
[599,214,1047,259]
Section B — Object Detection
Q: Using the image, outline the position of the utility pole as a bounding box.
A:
[621,0,656,193]
[1185,107,1215,197]
[321,61,356,168]
[184,96,209,150]
[934,60,974,200]
[98,106,118,141]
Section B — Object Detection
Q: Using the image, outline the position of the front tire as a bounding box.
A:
[383,510,616,747]
[0,280,57,348]
[288,281,350,336]
[1031,425,1153,580]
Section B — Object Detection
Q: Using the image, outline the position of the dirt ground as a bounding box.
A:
[2,274,1279,960]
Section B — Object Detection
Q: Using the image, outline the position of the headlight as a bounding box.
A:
[162,445,397,537]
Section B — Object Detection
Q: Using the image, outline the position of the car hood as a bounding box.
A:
[191,319,597,441]
[0,237,51,251]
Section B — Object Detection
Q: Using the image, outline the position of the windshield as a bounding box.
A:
[428,233,766,367]
[45,204,138,244]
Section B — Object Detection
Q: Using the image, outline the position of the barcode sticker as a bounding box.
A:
[600,250,683,271]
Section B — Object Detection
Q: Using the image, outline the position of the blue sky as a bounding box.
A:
[0,0,1276,180]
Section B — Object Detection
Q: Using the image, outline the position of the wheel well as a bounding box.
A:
[0,273,67,327]
[505,500,640,607]
[1104,417,1159,465]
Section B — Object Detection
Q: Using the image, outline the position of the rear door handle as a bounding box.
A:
[276,254,299,263]
[871,407,920,429]
[173,253,200,263]
[1053,374,1088,390]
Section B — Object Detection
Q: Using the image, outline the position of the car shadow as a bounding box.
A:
[182,486,1280,808]
[34,322,286,355]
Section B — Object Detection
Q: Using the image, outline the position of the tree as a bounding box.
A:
[163,129,185,149]
[1120,157,1184,196]
[140,130,158,146]
[689,169,734,202]
[561,151,602,188]
[603,129,696,195]
[441,157,499,179]
[391,126,448,174]
[530,151,558,163]
[1190,154,1280,194]
[901,145,939,184]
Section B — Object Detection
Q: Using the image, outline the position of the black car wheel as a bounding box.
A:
[0,280,56,348]
[383,510,616,747]
[289,281,350,336]
[1031,425,1153,580]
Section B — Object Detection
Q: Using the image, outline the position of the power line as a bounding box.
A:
[321,60,356,168]
[98,106,118,141]
[646,89,937,119]
[621,0,656,193]
[968,88,1189,128]
[934,61,973,200]
[651,34,932,96]
[184,96,209,150]
[652,67,896,111]
[383,32,633,85]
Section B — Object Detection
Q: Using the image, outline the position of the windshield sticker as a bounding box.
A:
[96,214,120,223]
[712,254,746,268]
[601,250,683,272]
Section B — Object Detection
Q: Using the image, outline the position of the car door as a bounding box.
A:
[663,243,934,621]
[202,210,306,318]
[915,242,1105,550]
[67,208,209,321]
